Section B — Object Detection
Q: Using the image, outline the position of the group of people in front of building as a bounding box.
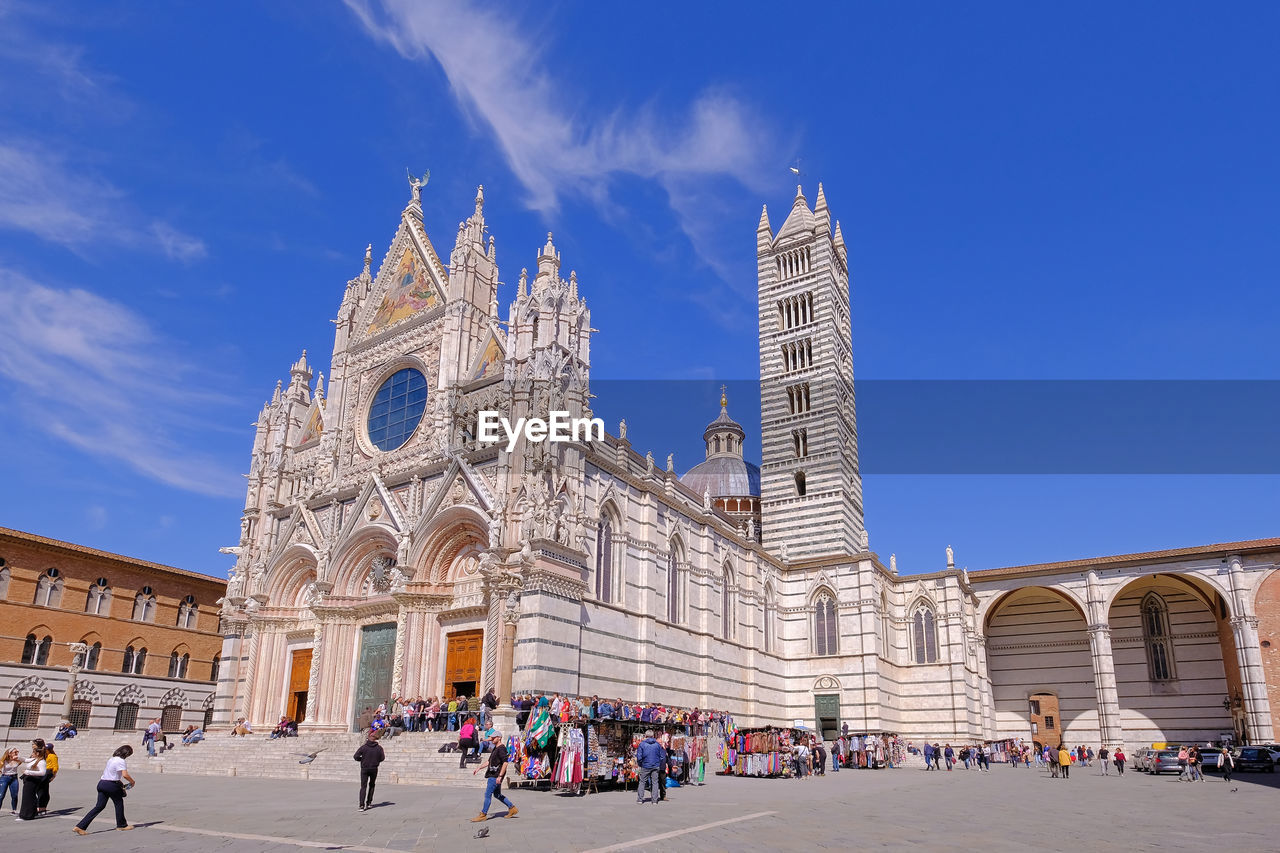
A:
[3,740,58,821]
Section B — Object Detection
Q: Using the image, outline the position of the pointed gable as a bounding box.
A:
[469,328,506,381]
[775,185,815,243]
[298,400,324,446]
[362,214,447,339]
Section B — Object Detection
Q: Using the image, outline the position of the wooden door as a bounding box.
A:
[287,648,312,722]
[444,630,484,698]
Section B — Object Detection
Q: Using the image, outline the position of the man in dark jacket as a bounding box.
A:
[353,730,385,811]
[635,731,664,804]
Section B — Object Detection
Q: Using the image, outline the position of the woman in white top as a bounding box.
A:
[15,742,45,821]
[72,746,135,834]
[1,748,21,814]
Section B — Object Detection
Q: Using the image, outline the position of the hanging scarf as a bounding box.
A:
[528,706,554,748]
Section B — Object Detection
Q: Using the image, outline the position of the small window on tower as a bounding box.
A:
[794,471,806,496]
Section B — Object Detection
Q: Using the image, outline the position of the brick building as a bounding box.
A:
[0,526,226,735]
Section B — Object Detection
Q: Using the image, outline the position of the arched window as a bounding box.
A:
[666,541,682,624]
[69,699,92,730]
[35,635,52,666]
[763,583,776,654]
[113,702,139,731]
[8,697,40,728]
[211,654,221,682]
[721,563,735,640]
[122,645,146,675]
[814,591,838,656]
[794,471,806,496]
[86,578,112,615]
[34,568,63,607]
[595,514,614,603]
[912,606,939,664]
[86,641,101,671]
[0,561,10,600]
[879,592,891,658]
[21,633,37,664]
[1142,592,1176,681]
[168,651,181,678]
[177,595,197,629]
[132,587,157,622]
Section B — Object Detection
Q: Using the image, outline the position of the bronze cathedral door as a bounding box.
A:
[352,622,396,731]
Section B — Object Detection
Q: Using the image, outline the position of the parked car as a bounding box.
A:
[1233,747,1279,773]
[1131,748,1154,772]
[1198,749,1221,771]
[1147,749,1183,774]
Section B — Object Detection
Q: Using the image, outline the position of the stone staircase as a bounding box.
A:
[39,729,487,787]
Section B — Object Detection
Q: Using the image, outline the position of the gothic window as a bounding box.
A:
[721,563,735,640]
[211,654,221,682]
[1142,592,1176,681]
[86,578,111,615]
[9,697,40,728]
[529,312,540,347]
[912,606,939,664]
[595,515,614,603]
[69,699,92,730]
[168,651,190,679]
[177,595,197,629]
[114,702,139,730]
[0,561,9,600]
[34,568,63,607]
[764,583,776,654]
[666,541,682,624]
[21,633,37,664]
[793,429,808,458]
[794,471,807,496]
[33,635,53,665]
[122,645,147,675]
[814,591,838,656]
[787,383,811,415]
[86,641,101,671]
[132,587,157,622]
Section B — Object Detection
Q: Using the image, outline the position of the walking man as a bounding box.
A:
[1099,746,1110,775]
[1220,747,1234,783]
[353,729,385,811]
[471,732,517,821]
[635,730,664,803]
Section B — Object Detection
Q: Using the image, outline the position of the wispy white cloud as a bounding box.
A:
[0,268,241,497]
[0,140,208,260]
[151,221,208,262]
[344,0,776,284]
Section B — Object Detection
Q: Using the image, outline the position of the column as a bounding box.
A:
[212,615,248,728]
[1087,624,1123,749]
[975,637,995,741]
[1231,616,1276,743]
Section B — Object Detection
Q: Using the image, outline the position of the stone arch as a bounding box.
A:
[267,548,320,608]
[73,679,101,703]
[410,506,488,584]
[113,683,147,706]
[814,674,842,691]
[9,675,52,700]
[330,527,399,596]
[1106,573,1235,745]
[159,687,189,709]
[980,585,1088,629]
[1102,570,1232,619]
[983,586,1094,745]
[201,693,215,710]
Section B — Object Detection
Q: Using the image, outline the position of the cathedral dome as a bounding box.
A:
[679,390,761,498]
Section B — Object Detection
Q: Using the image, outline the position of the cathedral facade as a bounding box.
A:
[213,181,1278,750]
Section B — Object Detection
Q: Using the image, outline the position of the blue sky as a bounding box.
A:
[0,0,1276,579]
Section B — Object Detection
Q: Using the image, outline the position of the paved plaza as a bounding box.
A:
[2,763,1275,852]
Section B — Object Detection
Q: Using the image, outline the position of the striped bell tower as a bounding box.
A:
[756,184,865,559]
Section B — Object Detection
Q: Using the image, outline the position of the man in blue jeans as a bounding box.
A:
[635,730,665,804]
[471,732,517,822]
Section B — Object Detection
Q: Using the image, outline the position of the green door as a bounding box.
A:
[351,622,397,731]
[815,693,840,741]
